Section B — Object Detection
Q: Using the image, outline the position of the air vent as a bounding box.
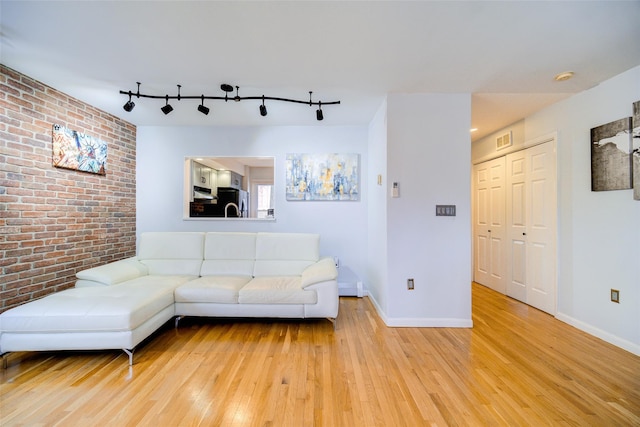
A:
[496,131,512,150]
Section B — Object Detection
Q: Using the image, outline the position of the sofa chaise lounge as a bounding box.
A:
[0,232,338,366]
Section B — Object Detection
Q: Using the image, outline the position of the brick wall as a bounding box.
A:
[0,65,137,312]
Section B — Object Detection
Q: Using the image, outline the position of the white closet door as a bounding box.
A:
[506,150,528,302]
[506,141,557,314]
[524,142,557,314]
[473,161,491,286]
[473,157,506,293]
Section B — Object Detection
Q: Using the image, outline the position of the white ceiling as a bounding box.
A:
[2,1,639,141]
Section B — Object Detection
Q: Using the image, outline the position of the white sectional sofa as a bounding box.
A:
[0,232,338,366]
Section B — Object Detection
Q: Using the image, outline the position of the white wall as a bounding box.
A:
[136,125,369,282]
[528,66,640,354]
[381,93,472,326]
[473,66,640,354]
[138,94,473,329]
[366,100,389,311]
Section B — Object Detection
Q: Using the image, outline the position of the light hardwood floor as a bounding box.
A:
[1,283,639,426]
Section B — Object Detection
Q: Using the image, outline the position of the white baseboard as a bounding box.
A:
[555,312,640,356]
[366,293,473,328]
[338,281,364,297]
[385,317,473,328]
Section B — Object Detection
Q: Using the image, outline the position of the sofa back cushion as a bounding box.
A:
[138,232,205,275]
[253,233,319,276]
[201,232,256,276]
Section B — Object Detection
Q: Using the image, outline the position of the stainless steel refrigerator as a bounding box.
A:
[216,187,248,217]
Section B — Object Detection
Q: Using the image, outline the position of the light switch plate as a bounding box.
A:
[436,205,456,216]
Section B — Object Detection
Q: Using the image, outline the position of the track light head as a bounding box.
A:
[198,95,210,115]
[123,92,135,112]
[198,104,210,115]
[161,95,173,115]
[260,96,267,116]
[316,101,323,121]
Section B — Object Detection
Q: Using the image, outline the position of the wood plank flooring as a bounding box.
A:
[1,283,639,426]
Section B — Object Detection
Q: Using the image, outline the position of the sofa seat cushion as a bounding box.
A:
[0,275,192,333]
[175,276,252,304]
[238,277,317,304]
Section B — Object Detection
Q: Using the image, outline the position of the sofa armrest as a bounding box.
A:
[301,257,338,288]
[75,257,149,287]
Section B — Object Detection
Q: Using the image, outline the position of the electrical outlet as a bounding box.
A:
[333,256,340,268]
[611,289,620,303]
[407,278,414,290]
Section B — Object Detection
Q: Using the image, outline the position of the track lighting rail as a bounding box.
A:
[119,82,340,120]
[120,91,341,105]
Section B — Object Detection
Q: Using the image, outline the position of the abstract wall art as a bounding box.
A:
[52,124,107,175]
[633,100,640,200]
[590,117,632,191]
[286,153,359,201]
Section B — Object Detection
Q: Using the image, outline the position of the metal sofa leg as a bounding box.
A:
[174,315,184,328]
[326,317,336,330]
[123,348,135,366]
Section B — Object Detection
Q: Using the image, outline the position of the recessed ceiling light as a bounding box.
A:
[554,71,575,82]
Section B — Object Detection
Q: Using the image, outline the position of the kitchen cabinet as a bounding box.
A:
[192,161,214,189]
[217,170,243,189]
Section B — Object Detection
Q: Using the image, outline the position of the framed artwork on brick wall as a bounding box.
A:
[52,124,107,175]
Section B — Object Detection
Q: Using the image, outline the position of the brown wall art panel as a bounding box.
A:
[633,100,640,200]
[591,117,632,192]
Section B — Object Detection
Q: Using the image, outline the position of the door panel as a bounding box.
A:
[473,157,506,293]
[489,235,504,284]
[477,186,488,226]
[509,239,527,300]
[488,159,506,293]
[529,241,548,294]
[476,234,489,280]
[510,182,526,226]
[506,150,527,301]
[474,165,491,286]
[531,179,546,226]
[506,141,556,314]
[525,143,556,314]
